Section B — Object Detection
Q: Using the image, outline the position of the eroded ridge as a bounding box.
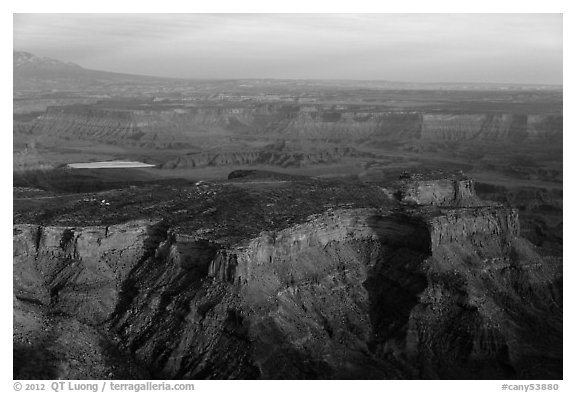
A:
[13,177,562,379]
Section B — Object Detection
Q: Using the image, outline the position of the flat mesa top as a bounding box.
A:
[67,161,155,169]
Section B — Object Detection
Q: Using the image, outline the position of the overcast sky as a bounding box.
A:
[13,13,563,84]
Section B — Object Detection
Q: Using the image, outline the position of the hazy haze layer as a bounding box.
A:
[14,13,562,85]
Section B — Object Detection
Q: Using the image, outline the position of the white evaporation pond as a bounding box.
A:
[67,161,155,169]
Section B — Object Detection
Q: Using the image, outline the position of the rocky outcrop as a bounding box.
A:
[13,220,166,324]
[14,194,562,379]
[396,176,481,207]
[427,207,519,251]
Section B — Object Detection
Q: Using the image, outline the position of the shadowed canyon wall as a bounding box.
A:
[14,188,562,379]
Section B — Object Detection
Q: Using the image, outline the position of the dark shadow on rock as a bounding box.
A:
[14,343,60,379]
[363,214,430,370]
[108,220,170,325]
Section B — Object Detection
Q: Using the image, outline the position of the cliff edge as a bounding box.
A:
[13,175,562,379]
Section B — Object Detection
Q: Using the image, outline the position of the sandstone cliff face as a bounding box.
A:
[14,193,562,379]
[202,206,559,379]
[37,106,144,144]
[13,221,163,379]
[27,103,562,149]
[33,105,201,149]
[421,113,562,144]
[13,220,164,324]
[427,207,519,252]
[160,146,371,169]
[396,177,480,207]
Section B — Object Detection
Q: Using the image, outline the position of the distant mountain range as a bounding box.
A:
[13,51,170,92]
[14,51,83,71]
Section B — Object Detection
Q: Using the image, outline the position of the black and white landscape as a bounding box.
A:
[13,14,562,380]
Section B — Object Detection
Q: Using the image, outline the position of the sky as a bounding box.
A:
[13,13,563,84]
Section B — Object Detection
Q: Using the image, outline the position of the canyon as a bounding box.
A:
[14,98,562,194]
[20,102,562,153]
[13,51,563,380]
[13,175,562,379]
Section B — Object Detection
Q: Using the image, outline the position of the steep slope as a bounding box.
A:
[25,101,562,150]
[31,104,200,148]
[421,113,562,144]
[161,146,372,169]
[13,177,562,379]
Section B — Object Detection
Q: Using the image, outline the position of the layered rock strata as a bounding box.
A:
[28,104,563,147]
[14,195,562,379]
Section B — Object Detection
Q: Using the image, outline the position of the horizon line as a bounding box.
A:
[13,49,563,88]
